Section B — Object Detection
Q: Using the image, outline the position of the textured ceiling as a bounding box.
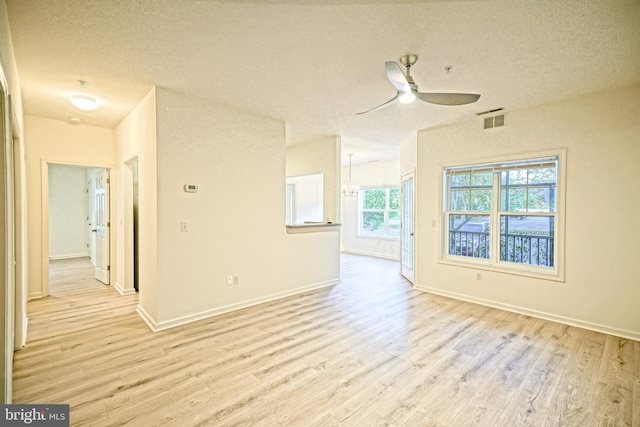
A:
[6,0,640,163]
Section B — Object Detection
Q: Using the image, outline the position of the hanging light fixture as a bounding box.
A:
[342,153,359,197]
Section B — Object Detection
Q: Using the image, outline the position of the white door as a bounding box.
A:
[93,169,109,284]
[401,171,415,283]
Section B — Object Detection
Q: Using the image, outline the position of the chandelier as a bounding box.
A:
[342,153,359,197]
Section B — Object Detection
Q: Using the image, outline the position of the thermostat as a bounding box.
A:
[184,184,198,193]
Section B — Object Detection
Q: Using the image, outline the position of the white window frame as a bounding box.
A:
[441,150,566,282]
[358,186,401,239]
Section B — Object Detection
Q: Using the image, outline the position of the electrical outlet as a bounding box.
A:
[227,275,239,285]
[476,272,483,281]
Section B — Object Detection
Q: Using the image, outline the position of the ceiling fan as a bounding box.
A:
[357,54,481,115]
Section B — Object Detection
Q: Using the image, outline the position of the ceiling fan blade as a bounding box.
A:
[385,62,411,93]
[416,92,481,106]
[356,94,400,115]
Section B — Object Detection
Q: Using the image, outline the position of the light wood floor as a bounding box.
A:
[12,255,640,426]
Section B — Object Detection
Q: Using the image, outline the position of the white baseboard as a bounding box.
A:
[114,281,137,296]
[415,284,640,342]
[18,317,28,349]
[28,292,43,301]
[49,253,89,260]
[341,249,399,261]
[137,278,341,332]
[136,304,157,331]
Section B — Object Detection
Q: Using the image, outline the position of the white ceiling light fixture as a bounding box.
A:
[342,153,359,197]
[398,91,416,104]
[71,94,99,111]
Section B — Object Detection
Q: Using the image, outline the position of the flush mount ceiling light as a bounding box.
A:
[71,94,99,111]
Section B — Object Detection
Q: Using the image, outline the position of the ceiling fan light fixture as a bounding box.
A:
[71,94,99,111]
[357,54,481,115]
[398,92,416,104]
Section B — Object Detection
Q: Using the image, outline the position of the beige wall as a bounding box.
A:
[23,116,116,298]
[400,133,417,175]
[0,1,22,131]
[286,136,340,224]
[412,83,640,339]
[48,164,89,259]
[147,88,340,329]
[114,88,157,312]
[341,159,401,259]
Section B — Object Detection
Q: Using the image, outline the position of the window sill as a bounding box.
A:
[356,234,400,241]
[439,257,564,282]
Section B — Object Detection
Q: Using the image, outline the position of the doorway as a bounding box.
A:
[46,164,110,295]
[125,157,139,292]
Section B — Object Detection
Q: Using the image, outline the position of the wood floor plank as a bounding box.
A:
[11,255,639,426]
[542,329,607,426]
[592,335,635,425]
[635,340,640,378]
[633,376,640,427]
[493,323,577,425]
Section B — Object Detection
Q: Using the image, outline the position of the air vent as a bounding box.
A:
[483,114,505,129]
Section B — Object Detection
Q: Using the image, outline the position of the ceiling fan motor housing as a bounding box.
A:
[400,54,418,67]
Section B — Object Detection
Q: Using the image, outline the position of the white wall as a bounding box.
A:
[48,164,88,259]
[286,173,323,224]
[286,136,340,224]
[400,133,417,175]
[114,88,157,302]
[148,88,340,328]
[24,116,116,299]
[341,159,401,260]
[412,83,640,339]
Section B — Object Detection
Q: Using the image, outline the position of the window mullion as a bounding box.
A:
[384,188,389,234]
[491,171,500,264]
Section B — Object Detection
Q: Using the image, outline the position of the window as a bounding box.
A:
[444,153,563,278]
[359,187,400,238]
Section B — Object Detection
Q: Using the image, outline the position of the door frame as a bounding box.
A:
[10,97,26,352]
[400,169,416,284]
[0,60,14,403]
[40,160,113,297]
